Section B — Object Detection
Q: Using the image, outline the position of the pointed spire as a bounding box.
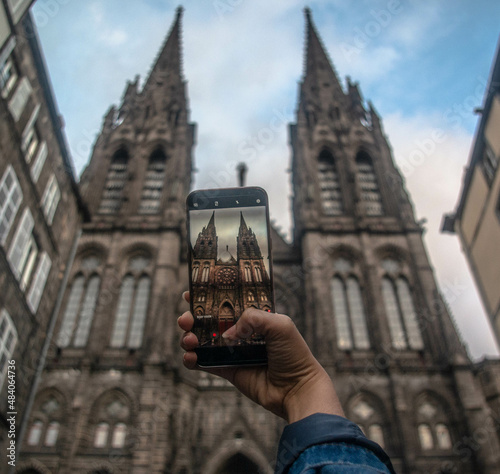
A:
[207,210,216,231]
[143,6,184,91]
[239,211,248,233]
[303,7,343,95]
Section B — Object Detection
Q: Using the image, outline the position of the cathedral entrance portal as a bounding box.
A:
[218,452,260,474]
[219,302,235,335]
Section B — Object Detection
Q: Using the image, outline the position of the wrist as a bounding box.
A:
[283,368,344,424]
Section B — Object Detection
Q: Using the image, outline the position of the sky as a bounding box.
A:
[31,0,500,359]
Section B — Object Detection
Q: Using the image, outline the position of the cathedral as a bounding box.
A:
[15,6,500,474]
[190,210,272,345]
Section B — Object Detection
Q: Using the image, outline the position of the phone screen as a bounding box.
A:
[187,187,274,366]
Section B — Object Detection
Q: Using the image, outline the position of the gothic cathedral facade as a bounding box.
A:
[19,7,500,474]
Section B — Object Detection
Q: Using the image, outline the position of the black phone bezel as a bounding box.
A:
[186,187,274,367]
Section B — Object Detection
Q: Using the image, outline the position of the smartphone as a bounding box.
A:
[186,187,275,367]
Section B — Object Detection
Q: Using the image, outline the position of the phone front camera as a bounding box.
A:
[194,203,198,207]
[215,201,219,206]
[256,199,261,203]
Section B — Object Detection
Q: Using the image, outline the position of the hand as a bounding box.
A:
[178,292,344,423]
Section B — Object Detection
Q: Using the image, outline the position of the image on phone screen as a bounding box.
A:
[189,205,272,348]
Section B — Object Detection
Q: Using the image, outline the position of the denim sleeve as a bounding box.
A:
[274,413,396,474]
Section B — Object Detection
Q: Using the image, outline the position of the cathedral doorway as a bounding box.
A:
[219,302,235,334]
[218,452,261,474]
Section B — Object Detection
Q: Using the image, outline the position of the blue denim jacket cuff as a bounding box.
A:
[274,413,395,474]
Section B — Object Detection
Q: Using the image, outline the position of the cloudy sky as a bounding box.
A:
[32,0,500,359]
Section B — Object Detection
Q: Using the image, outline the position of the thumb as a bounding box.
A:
[222,308,295,342]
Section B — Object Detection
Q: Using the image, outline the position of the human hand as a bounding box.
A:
[178,292,344,423]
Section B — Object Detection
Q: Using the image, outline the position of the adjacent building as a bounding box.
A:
[442,38,500,347]
[14,6,500,474]
[0,0,87,468]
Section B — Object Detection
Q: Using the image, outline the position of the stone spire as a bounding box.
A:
[237,213,262,259]
[193,211,218,259]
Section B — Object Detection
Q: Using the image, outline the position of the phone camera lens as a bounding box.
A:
[193,203,198,208]
[256,199,261,203]
[215,201,219,206]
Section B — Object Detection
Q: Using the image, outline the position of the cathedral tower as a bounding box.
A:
[288,8,500,473]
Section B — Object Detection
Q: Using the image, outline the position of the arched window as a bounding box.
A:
[201,264,210,283]
[331,258,370,350]
[356,152,383,216]
[89,392,131,451]
[57,254,102,348]
[139,149,167,214]
[111,423,127,448]
[26,393,64,449]
[317,150,343,215]
[244,265,252,282]
[44,421,60,447]
[349,396,386,449]
[248,291,255,302]
[192,262,200,282]
[111,275,150,348]
[99,149,128,214]
[254,266,262,282]
[416,394,454,452]
[27,420,43,446]
[381,258,423,350]
[94,422,109,448]
[418,424,434,450]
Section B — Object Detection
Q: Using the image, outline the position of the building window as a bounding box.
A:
[356,151,383,216]
[254,266,262,282]
[0,57,18,98]
[382,274,423,350]
[331,258,370,350]
[26,394,63,449]
[139,149,166,214]
[7,207,34,280]
[192,262,200,282]
[99,149,128,214]
[90,394,131,450]
[31,142,47,182]
[418,424,434,450]
[317,150,343,215]
[244,265,252,282]
[19,234,37,291]
[0,309,17,389]
[0,165,23,245]
[483,141,499,184]
[27,420,43,446]
[42,175,61,225]
[111,255,151,348]
[416,396,454,452]
[27,252,52,313]
[57,255,102,348]
[8,76,32,122]
[22,126,39,163]
[201,264,210,283]
[94,422,109,448]
[349,397,386,449]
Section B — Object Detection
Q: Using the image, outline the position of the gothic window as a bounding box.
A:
[348,395,386,449]
[331,258,370,350]
[244,265,252,282]
[89,392,131,451]
[0,56,18,98]
[110,255,151,348]
[201,264,210,283]
[57,254,102,348]
[99,149,128,214]
[317,150,343,216]
[0,165,23,245]
[248,291,255,302]
[192,262,200,282]
[139,149,167,214]
[26,392,64,449]
[416,394,454,452]
[381,258,424,350]
[356,152,383,216]
[254,266,262,282]
[197,291,206,302]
